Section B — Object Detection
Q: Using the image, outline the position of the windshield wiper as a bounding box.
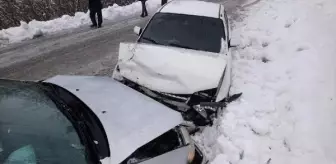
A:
[168,43,197,51]
[142,37,159,45]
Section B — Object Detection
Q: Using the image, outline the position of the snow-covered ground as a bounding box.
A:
[194,0,336,164]
[0,0,161,45]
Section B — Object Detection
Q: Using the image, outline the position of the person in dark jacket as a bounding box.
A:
[161,0,167,6]
[89,0,103,28]
[140,0,148,17]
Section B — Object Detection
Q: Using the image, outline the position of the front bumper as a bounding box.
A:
[113,72,223,126]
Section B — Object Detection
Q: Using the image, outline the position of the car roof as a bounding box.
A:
[45,75,183,164]
[159,0,221,18]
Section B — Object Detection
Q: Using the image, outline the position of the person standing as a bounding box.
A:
[140,0,148,17]
[89,0,103,28]
[161,0,167,6]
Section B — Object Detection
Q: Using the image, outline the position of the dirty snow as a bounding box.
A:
[0,0,161,45]
[194,0,336,164]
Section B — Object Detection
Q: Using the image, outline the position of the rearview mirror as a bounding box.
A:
[133,26,142,36]
[229,36,240,48]
[198,92,243,109]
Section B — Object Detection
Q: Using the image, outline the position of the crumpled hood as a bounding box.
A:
[117,43,227,94]
[45,75,183,164]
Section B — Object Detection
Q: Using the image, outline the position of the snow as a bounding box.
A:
[160,0,220,18]
[0,0,161,45]
[194,0,336,164]
[248,116,269,136]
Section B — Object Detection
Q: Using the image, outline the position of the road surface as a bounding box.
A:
[0,0,247,81]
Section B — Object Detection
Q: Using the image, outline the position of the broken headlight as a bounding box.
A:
[192,102,227,121]
[187,144,196,163]
[187,88,217,106]
[193,105,208,119]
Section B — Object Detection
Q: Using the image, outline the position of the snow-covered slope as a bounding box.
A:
[194,0,336,163]
[0,0,161,45]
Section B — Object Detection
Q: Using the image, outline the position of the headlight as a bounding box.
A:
[193,105,208,119]
[187,144,196,163]
[188,88,217,105]
[180,126,196,163]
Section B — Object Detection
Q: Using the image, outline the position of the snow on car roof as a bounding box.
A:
[160,0,221,18]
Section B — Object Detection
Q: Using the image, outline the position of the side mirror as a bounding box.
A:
[229,36,240,48]
[133,26,142,36]
[226,92,242,103]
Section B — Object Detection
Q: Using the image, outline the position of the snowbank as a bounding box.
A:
[0,0,161,45]
[194,0,336,164]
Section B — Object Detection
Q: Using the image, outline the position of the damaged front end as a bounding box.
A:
[119,78,240,127]
[113,43,241,127]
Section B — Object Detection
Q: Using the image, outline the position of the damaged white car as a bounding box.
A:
[113,0,240,125]
[0,76,207,164]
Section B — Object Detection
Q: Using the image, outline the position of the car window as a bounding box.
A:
[139,13,225,53]
[0,81,88,164]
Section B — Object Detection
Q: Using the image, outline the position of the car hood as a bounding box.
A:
[45,75,183,164]
[116,43,227,94]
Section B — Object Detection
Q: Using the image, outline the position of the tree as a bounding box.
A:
[0,0,138,30]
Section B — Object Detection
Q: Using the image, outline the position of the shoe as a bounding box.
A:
[90,24,97,28]
[98,25,102,28]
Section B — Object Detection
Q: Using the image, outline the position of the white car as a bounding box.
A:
[0,76,207,164]
[113,0,238,125]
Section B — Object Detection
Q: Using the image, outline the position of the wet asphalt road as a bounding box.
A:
[0,0,247,81]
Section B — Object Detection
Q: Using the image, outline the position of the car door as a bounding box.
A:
[215,6,232,102]
[224,8,233,94]
[224,10,230,41]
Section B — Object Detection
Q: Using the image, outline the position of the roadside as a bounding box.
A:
[0,17,146,80]
[0,0,161,46]
[0,0,247,81]
[194,0,336,164]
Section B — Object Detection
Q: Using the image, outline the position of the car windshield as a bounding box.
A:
[0,80,89,164]
[139,13,225,53]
